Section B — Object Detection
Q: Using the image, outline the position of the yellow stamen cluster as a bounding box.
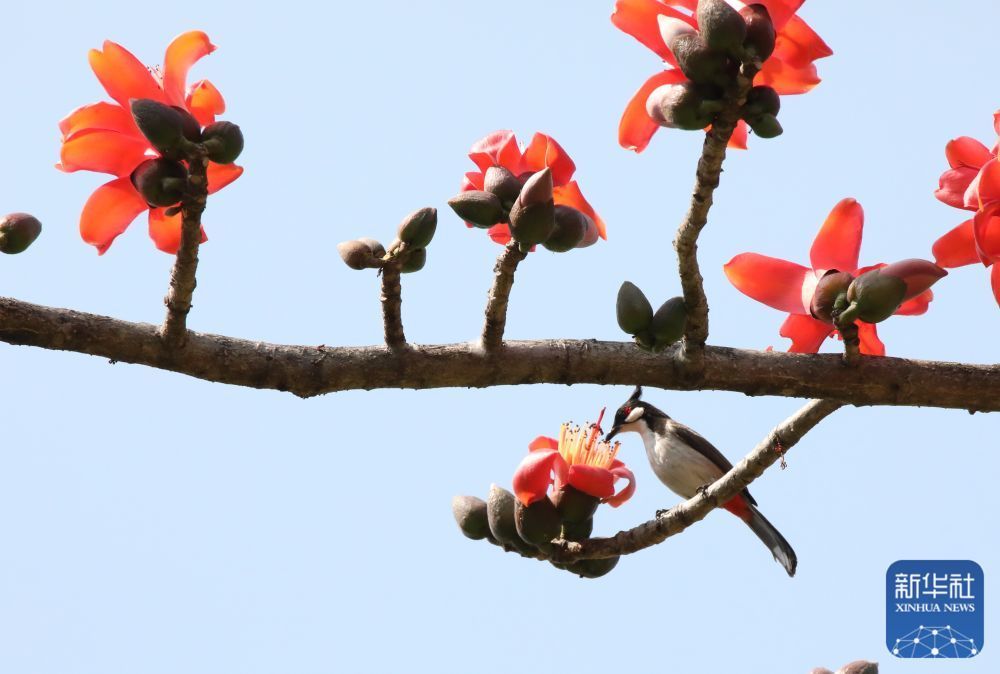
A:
[558,421,621,469]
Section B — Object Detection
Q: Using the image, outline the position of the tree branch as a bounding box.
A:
[161,150,210,348]
[481,240,527,350]
[675,65,756,371]
[551,398,843,560]
[1,296,999,410]
[380,263,406,349]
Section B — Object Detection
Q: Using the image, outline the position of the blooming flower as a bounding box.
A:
[58,31,243,254]
[512,409,635,508]
[460,130,606,246]
[931,110,1000,305]
[612,0,832,152]
[724,198,934,355]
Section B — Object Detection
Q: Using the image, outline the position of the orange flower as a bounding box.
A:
[58,31,243,254]
[612,0,832,152]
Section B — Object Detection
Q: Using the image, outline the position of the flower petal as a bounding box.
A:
[611,0,690,63]
[186,79,225,126]
[619,70,687,153]
[487,223,512,245]
[895,290,933,316]
[992,264,1000,308]
[935,167,979,210]
[162,31,216,107]
[724,253,812,313]
[521,133,576,185]
[932,219,979,268]
[973,209,1000,262]
[975,160,1000,208]
[469,130,522,173]
[553,181,607,243]
[857,321,885,357]
[779,313,831,353]
[59,102,138,140]
[89,41,166,108]
[148,207,208,255]
[810,198,863,272]
[755,58,821,95]
[528,436,559,452]
[605,463,636,507]
[207,163,244,194]
[79,177,149,254]
[58,129,151,177]
[512,447,561,506]
[945,137,993,169]
[729,120,748,150]
[566,464,616,500]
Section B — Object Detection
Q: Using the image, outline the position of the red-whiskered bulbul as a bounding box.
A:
[605,386,797,576]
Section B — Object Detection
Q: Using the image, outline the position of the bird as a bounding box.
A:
[604,386,797,576]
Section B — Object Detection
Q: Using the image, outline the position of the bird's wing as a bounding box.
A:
[667,420,758,506]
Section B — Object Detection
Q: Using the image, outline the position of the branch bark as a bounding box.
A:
[481,240,527,350]
[551,398,843,560]
[1,296,999,410]
[161,150,210,348]
[380,263,406,349]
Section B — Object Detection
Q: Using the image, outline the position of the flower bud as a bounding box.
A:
[397,207,438,248]
[743,85,780,118]
[543,205,590,252]
[646,82,718,131]
[357,237,386,259]
[0,213,42,254]
[201,121,244,164]
[447,191,504,229]
[451,495,490,540]
[846,269,907,323]
[130,158,188,207]
[483,166,522,209]
[659,17,734,86]
[809,670,834,674]
[561,517,594,542]
[809,270,853,324]
[697,0,747,56]
[508,168,555,247]
[400,247,426,273]
[551,485,600,524]
[514,498,563,546]
[879,258,947,300]
[130,98,196,158]
[634,330,656,352]
[487,485,536,555]
[616,281,654,335]
[835,662,878,674]
[739,4,776,60]
[564,555,620,579]
[337,239,382,270]
[650,297,687,347]
[747,113,783,138]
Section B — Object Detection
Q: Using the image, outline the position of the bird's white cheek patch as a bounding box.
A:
[625,407,644,423]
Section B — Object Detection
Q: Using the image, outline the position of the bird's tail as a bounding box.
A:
[744,505,797,577]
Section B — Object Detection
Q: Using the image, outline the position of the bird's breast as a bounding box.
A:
[641,430,725,499]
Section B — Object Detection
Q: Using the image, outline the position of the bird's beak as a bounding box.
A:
[605,425,621,441]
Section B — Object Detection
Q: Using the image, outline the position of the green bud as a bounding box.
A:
[0,213,42,254]
[514,498,563,547]
[650,297,687,347]
[809,270,853,324]
[743,85,780,118]
[130,158,188,207]
[508,169,555,246]
[616,281,654,335]
[561,517,594,542]
[400,247,426,273]
[634,330,655,352]
[397,207,438,248]
[564,556,620,579]
[879,258,947,299]
[201,121,244,164]
[697,0,747,56]
[846,269,907,323]
[551,485,600,524]
[543,205,590,252]
[646,82,717,131]
[447,191,504,229]
[740,4,777,60]
[483,166,522,209]
[130,98,195,158]
[451,495,490,540]
[487,485,536,555]
[747,113,783,138]
[337,239,382,270]
[665,30,735,86]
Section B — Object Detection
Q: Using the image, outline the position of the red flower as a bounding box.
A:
[724,198,934,355]
[58,31,243,254]
[512,410,635,508]
[931,110,1000,306]
[461,130,607,246]
[612,0,832,152]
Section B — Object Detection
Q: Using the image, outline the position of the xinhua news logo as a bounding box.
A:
[886,560,983,659]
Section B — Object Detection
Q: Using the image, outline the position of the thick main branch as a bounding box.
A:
[1,297,998,410]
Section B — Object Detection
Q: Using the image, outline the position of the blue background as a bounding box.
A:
[0,1,998,672]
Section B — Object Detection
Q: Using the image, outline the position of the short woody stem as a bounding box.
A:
[380,263,407,350]
[481,240,528,351]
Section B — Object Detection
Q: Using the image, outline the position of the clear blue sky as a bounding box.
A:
[1,2,997,672]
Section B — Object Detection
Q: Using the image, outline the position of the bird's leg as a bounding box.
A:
[655,507,671,518]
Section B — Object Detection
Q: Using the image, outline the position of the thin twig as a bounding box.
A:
[481,240,528,350]
[161,148,210,348]
[380,262,407,349]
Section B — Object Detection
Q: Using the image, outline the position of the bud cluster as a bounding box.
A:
[452,485,620,579]
[337,207,438,273]
[616,282,687,352]
[448,167,598,253]
[646,1,778,135]
[0,213,42,255]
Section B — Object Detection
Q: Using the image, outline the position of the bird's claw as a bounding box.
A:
[697,483,711,497]
[655,508,669,518]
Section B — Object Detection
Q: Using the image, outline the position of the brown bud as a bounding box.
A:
[357,237,386,259]
[337,240,381,270]
[514,498,562,546]
[740,4,776,60]
[661,19,735,86]
[130,98,195,158]
[400,247,426,273]
[551,485,600,524]
[697,0,747,56]
[487,485,536,555]
[451,495,490,540]
[809,270,853,324]
[565,555,620,579]
[835,661,878,674]
[561,517,594,542]
[483,166,522,209]
[879,258,947,300]
[397,207,437,248]
[747,113,783,138]
[743,85,780,118]
[646,82,718,131]
[543,205,590,252]
[130,158,188,207]
[201,121,244,164]
[846,270,907,323]
[616,281,654,335]
[650,297,687,347]
[808,670,835,674]
[447,191,504,229]
[0,213,42,254]
[508,168,555,246]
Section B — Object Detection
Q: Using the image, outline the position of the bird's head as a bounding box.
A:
[605,386,656,440]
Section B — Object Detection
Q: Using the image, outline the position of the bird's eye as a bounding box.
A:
[624,406,644,423]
